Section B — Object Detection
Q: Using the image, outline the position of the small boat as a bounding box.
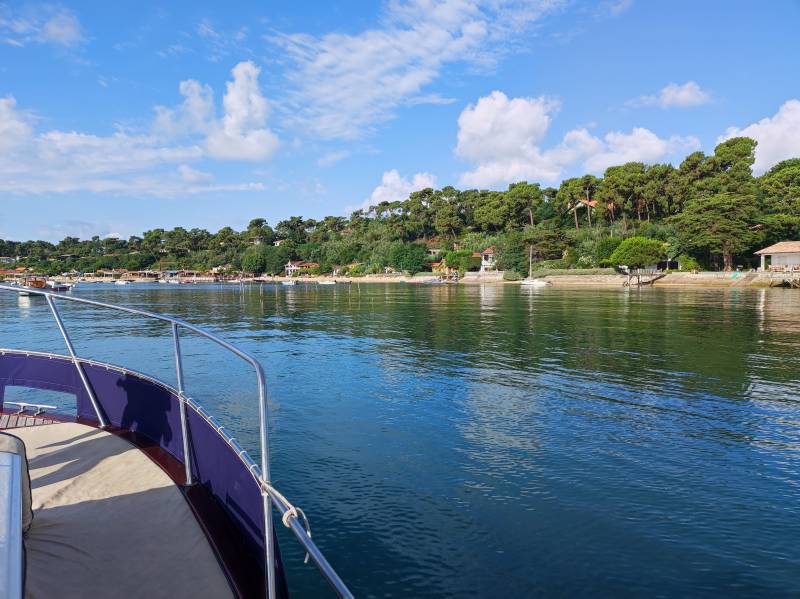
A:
[520,247,551,287]
[114,280,129,286]
[46,281,71,292]
[318,280,336,285]
[520,278,550,287]
[281,280,297,286]
[18,277,47,297]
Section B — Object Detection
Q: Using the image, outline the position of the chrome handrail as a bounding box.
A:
[0,283,353,599]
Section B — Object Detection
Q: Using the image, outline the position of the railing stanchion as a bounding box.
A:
[45,294,108,427]
[172,323,194,486]
[255,362,276,599]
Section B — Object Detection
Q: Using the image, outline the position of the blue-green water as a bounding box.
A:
[2,283,799,597]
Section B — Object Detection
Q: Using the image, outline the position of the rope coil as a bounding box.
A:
[261,481,313,564]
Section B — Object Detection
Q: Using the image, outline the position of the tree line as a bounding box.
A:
[2,137,798,276]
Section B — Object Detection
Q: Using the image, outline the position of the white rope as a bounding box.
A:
[261,481,313,564]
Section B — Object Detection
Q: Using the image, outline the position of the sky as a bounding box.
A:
[1,0,799,242]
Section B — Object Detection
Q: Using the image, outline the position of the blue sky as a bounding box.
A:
[1,0,799,241]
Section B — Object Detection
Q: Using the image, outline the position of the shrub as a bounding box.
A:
[609,237,666,268]
[596,236,623,262]
[677,254,702,271]
[503,270,522,281]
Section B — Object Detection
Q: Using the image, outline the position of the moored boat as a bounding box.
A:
[281,280,297,286]
[520,278,550,287]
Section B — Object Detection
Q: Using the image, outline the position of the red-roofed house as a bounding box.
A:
[479,247,496,272]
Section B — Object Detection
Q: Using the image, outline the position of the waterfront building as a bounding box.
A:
[755,241,800,271]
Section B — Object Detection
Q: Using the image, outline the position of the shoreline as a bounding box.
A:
[45,271,800,289]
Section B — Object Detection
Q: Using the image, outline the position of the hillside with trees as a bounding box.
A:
[2,137,798,277]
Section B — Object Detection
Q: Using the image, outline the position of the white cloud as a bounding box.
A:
[272,0,563,139]
[177,164,213,182]
[153,80,215,137]
[369,169,437,205]
[0,5,83,48]
[628,81,712,108]
[345,169,437,214]
[317,150,350,167]
[582,128,699,172]
[0,61,279,196]
[205,61,280,160]
[456,91,558,162]
[0,96,33,151]
[456,90,700,187]
[720,99,800,175]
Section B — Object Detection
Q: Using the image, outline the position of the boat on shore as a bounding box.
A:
[0,282,352,599]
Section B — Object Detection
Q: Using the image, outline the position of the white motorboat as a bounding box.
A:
[114,280,129,286]
[281,280,297,286]
[318,280,336,285]
[520,278,550,287]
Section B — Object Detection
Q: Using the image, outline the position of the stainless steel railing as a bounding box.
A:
[0,283,353,599]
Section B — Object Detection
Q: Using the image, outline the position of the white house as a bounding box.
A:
[755,241,800,272]
[284,261,319,276]
[479,247,496,272]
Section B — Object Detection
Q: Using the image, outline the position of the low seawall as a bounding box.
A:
[540,272,794,288]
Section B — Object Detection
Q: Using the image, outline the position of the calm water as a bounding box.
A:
[2,283,799,597]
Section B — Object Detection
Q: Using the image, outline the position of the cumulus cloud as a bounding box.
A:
[272,0,563,139]
[0,4,83,48]
[205,61,280,160]
[154,80,215,137]
[370,169,437,205]
[457,90,700,187]
[345,169,437,214]
[720,99,800,175]
[0,61,279,196]
[583,128,699,172]
[628,81,712,108]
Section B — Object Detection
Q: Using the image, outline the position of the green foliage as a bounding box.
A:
[241,246,268,274]
[444,250,479,273]
[609,237,666,268]
[3,136,798,278]
[502,270,522,281]
[677,254,702,271]
[387,243,429,274]
[596,236,622,262]
[670,193,763,270]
